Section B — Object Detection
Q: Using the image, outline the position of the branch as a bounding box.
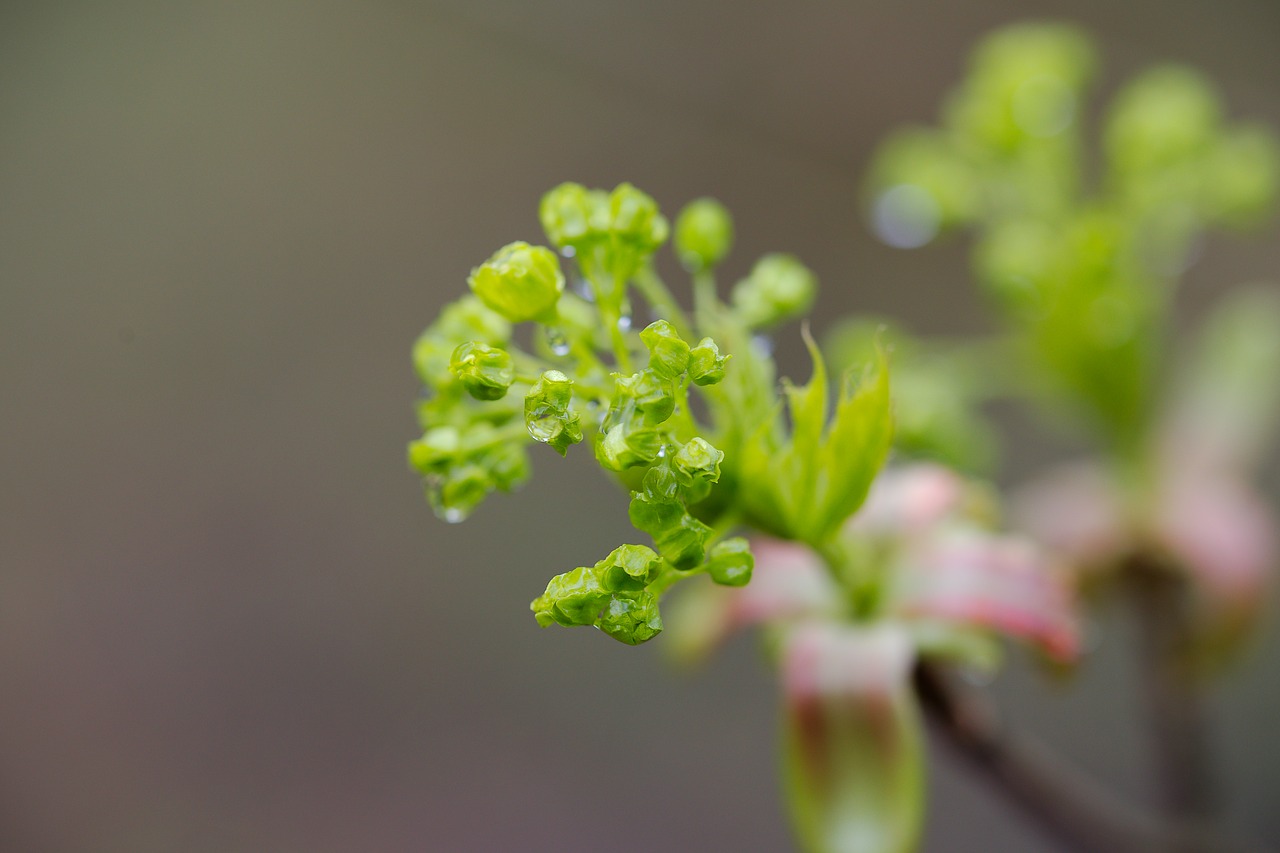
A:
[913,663,1272,853]
[1123,554,1216,822]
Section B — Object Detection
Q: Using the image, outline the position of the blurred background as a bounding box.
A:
[2,1,1278,850]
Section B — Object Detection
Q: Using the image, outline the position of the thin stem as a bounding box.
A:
[634,265,692,338]
[914,663,1269,853]
[671,376,701,440]
[1124,554,1216,833]
[692,270,718,331]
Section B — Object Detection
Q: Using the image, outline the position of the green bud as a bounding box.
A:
[612,369,676,426]
[430,464,491,522]
[973,220,1056,305]
[1205,125,1280,227]
[687,337,729,386]
[407,426,461,474]
[468,241,565,323]
[639,320,691,379]
[484,441,531,492]
[672,437,724,488]
[732,254,817,328]
[597,424,664,471]
[949,23,1095,150]
[607,183,669,254]
[539,182,609,252]
[449,341,514,401]
[412,296,511,388]
[641,463,681,501]
[525,370,583,455]
[597,589,663,645]
[674,197,734,271]
[531,566,609,628]
[1106,65,1221,176]
[596,544,663,592]
[629,492,684,535]
[629,493,711,569]
[705,537,754,587]
[655,515,712,570]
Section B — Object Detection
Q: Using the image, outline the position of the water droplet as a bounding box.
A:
[441,507,467,524]
[573,277,594,301]
[544,327,571,357]
[616,313,632,332]
[560,245,576,258]
[655,446,666,458]
[752,334,775,357]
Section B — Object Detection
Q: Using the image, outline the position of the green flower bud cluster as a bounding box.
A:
[1105,67,1280,228]
[731,254,817,329]
[539,182,669,289]
[531,545,664,645]
[865,21,1280,454]
[408,422,530,522]
[412,296,511,391]
[412,180,895,647]
[408,297,530,521]
[628,439,723,570]
[674,197,734,272]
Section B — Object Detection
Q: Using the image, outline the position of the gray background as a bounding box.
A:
[2,1,1278,850]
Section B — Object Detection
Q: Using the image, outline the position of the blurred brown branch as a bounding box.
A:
[915,662,1273,853]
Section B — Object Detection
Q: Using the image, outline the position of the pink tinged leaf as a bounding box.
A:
[733,538,842,626]
[1011,462,1131,570]
[1156,473,1276,614]
[781,623,924,853]
[894,527,1080,662]
[847,463,967,537]
[664,538,839,665]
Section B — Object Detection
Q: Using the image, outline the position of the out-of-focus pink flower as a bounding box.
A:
[895,527,1079,661]
[1013,434,1275,626]
[1156,472,1275,616]
[1012,462,1131,570]
[848,463,966,536]
[670,464,1080,665]
[665,537,841,665]
[1014,288,1280,631]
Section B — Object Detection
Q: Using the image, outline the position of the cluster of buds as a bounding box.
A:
[410,181,875,649]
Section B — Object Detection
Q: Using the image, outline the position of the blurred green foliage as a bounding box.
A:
[866,22,1280,463]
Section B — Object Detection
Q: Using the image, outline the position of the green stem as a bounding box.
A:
[635,265,692,339]
[671,377,701,440]
[606,307,634,372]
[693,271,719,331]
